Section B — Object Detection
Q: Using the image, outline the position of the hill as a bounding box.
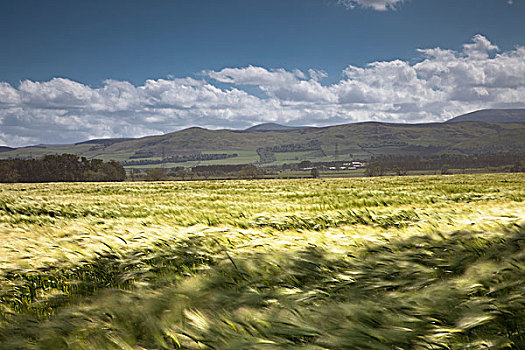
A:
[246,123,307,131]
[446,109,525,123]
[74,138,134,146]
[0,146,15,153]
[1,120,524,168]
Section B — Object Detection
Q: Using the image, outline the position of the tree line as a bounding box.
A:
[123,153,238,166]
[0,154,126,183]
[365,152,525,176]
[139,164,266,181]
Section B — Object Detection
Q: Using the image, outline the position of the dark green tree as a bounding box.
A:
[144,168,168,181]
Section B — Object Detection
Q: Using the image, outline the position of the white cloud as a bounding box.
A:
[0,35,524,147]
[462,34,499,59]
[308,69,328,82]
[209,66,336,103]
[336,0,512,11]
[208,66,302,86]
[337,0,405,11]
[0,82,20,106]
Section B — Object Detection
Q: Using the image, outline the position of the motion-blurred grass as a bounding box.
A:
[0,174,523,349]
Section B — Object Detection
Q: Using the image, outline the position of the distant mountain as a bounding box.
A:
[446,109,525,123]
[74,138,134,146]
[0,146,15,152]
[2,121,524,167]
[246,123,307,131]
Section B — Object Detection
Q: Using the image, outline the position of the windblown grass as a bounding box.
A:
[0,174,523,349]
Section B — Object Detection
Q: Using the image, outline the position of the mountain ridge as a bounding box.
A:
[3,109,524,151]
[2,119,524,167]
[245,123,309,131]
[446,109,525,123]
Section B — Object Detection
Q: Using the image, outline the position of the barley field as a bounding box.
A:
[0,174,524,349]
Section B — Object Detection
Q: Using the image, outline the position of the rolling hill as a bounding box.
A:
[446,109,525,123]
[0,146,15,153]
[74,138,134,146]
[245,123,308,131]
[1,119,524,168]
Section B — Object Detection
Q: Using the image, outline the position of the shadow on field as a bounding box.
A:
[0,235,218,319]
[1,225,524,349]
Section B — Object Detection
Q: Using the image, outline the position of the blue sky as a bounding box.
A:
[1,0,525,146]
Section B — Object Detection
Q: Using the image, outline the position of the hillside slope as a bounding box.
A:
[246,123,307,131]
[1,121,524,167]
[446,109,525,123]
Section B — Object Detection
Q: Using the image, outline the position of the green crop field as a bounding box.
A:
[0,174,524,349]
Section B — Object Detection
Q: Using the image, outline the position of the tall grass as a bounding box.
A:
[0,173,523,348]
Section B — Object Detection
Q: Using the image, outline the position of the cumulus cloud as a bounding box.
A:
[308,69,328,82]
[1,35,524,147]
[209,66,336,103]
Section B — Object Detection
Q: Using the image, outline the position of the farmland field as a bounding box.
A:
[0,174,524,349]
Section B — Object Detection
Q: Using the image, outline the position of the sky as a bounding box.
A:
[1,0,524,147]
